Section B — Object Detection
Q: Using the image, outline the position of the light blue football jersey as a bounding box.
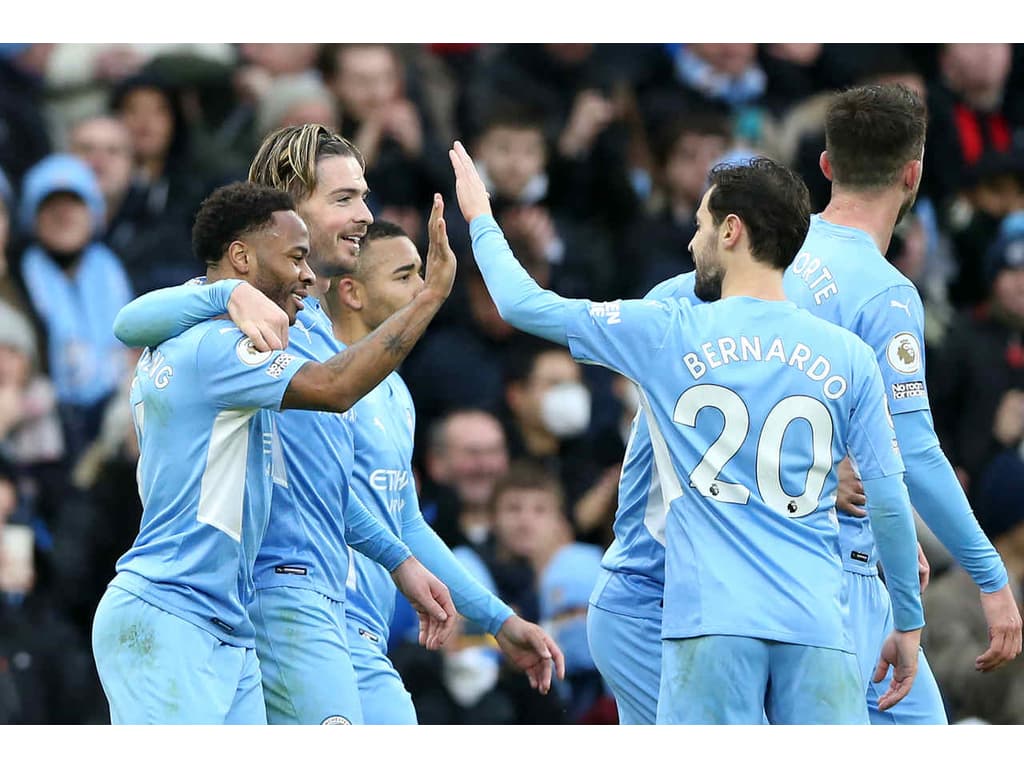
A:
[253,299,361,601]
[592,272,698,620]
[344,369,420,641]
[113,319,307,646]
[566,295,904,651]
[784,215,932,574]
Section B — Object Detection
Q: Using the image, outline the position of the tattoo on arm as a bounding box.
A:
[383,332,409,357]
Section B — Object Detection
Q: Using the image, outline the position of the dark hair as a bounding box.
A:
[652,111,732,168]
[192,182,296,266]
[489,459,565,514]
[825,83,927,189]
[248,123,364,202]
[503,336,571,387]
[363,220,409,247]
[474,100,547,143]
[317,43,399,82]
[706,157,811,271]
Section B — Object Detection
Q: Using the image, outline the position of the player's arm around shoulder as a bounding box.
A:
[194,322,309,412]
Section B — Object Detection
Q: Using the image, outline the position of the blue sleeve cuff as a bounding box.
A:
[403,513,513,635]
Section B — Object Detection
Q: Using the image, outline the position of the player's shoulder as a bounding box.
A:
[792,304,875,358]
[643,270,699,303]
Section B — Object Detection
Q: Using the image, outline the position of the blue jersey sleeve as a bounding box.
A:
[854,287,930,416]
[644,270,698,303]
[861,474,924,631]
[469,214,584,346]
[195,325,307,411]
[894,409,1008,592]
[402,511,513,636]
[846,339,905,481]
[565,297,675,381]
[345,490,412,572]
[114,279,238,348]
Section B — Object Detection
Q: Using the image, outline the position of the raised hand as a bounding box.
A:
[423,193,457,300]
[448,140,493,223]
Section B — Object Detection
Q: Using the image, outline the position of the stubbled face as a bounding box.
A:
[296,155,372,278]
[36,192,92,254]
[331,46,402,122]
[69,117,134,201]
[493,488,564,560]
[476,126,546,200]
[247,210,315,324]
[354,235,424,330]
[118,87,174,163]
[689,186,724,302]
[434,413,508,507]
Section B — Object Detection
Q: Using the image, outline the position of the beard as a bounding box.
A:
[895,189,918,227]
[694,265,723,303]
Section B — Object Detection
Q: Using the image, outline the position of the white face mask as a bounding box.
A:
[540,381,591,438]
[442,646,500,707]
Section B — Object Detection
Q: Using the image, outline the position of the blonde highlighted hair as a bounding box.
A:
[248,123,364,202]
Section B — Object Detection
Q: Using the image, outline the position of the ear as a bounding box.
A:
[506,380,525,414]
[720,212,744,250]
[819,150,834,182]
[904,158,923,192]
[334,276,364,311]
[226,240,251,273]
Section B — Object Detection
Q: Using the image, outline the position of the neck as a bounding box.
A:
[719,258,787,301]
[518,421,559,456]
[206,264,241,285]
[820,186,904,255]
[330,308,371,346]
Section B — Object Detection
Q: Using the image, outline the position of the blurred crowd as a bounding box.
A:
[0,42,1023,724]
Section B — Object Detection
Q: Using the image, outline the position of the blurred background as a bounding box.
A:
[0,42,1023,724]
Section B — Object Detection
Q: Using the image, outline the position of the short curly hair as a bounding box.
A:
[192,182,296,266]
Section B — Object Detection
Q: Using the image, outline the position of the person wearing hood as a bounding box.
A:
[15,154,133,462]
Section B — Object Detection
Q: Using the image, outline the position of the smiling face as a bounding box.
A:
[247,209,315,324]
[295,154,372,278]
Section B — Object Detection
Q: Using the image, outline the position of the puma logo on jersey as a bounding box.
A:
[890,299,912,317]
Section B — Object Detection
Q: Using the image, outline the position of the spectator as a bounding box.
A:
[14,154,133,461]
[923,449,1024,724]
[931,210,1024,499]
[110,73,213,293]
[0,456,107,723]
[0,45,54,190]
[422,409,510,551]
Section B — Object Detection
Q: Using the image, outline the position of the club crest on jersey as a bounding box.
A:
[236,337,272,366]
[885,333,920,374]
[320,715,352,725]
